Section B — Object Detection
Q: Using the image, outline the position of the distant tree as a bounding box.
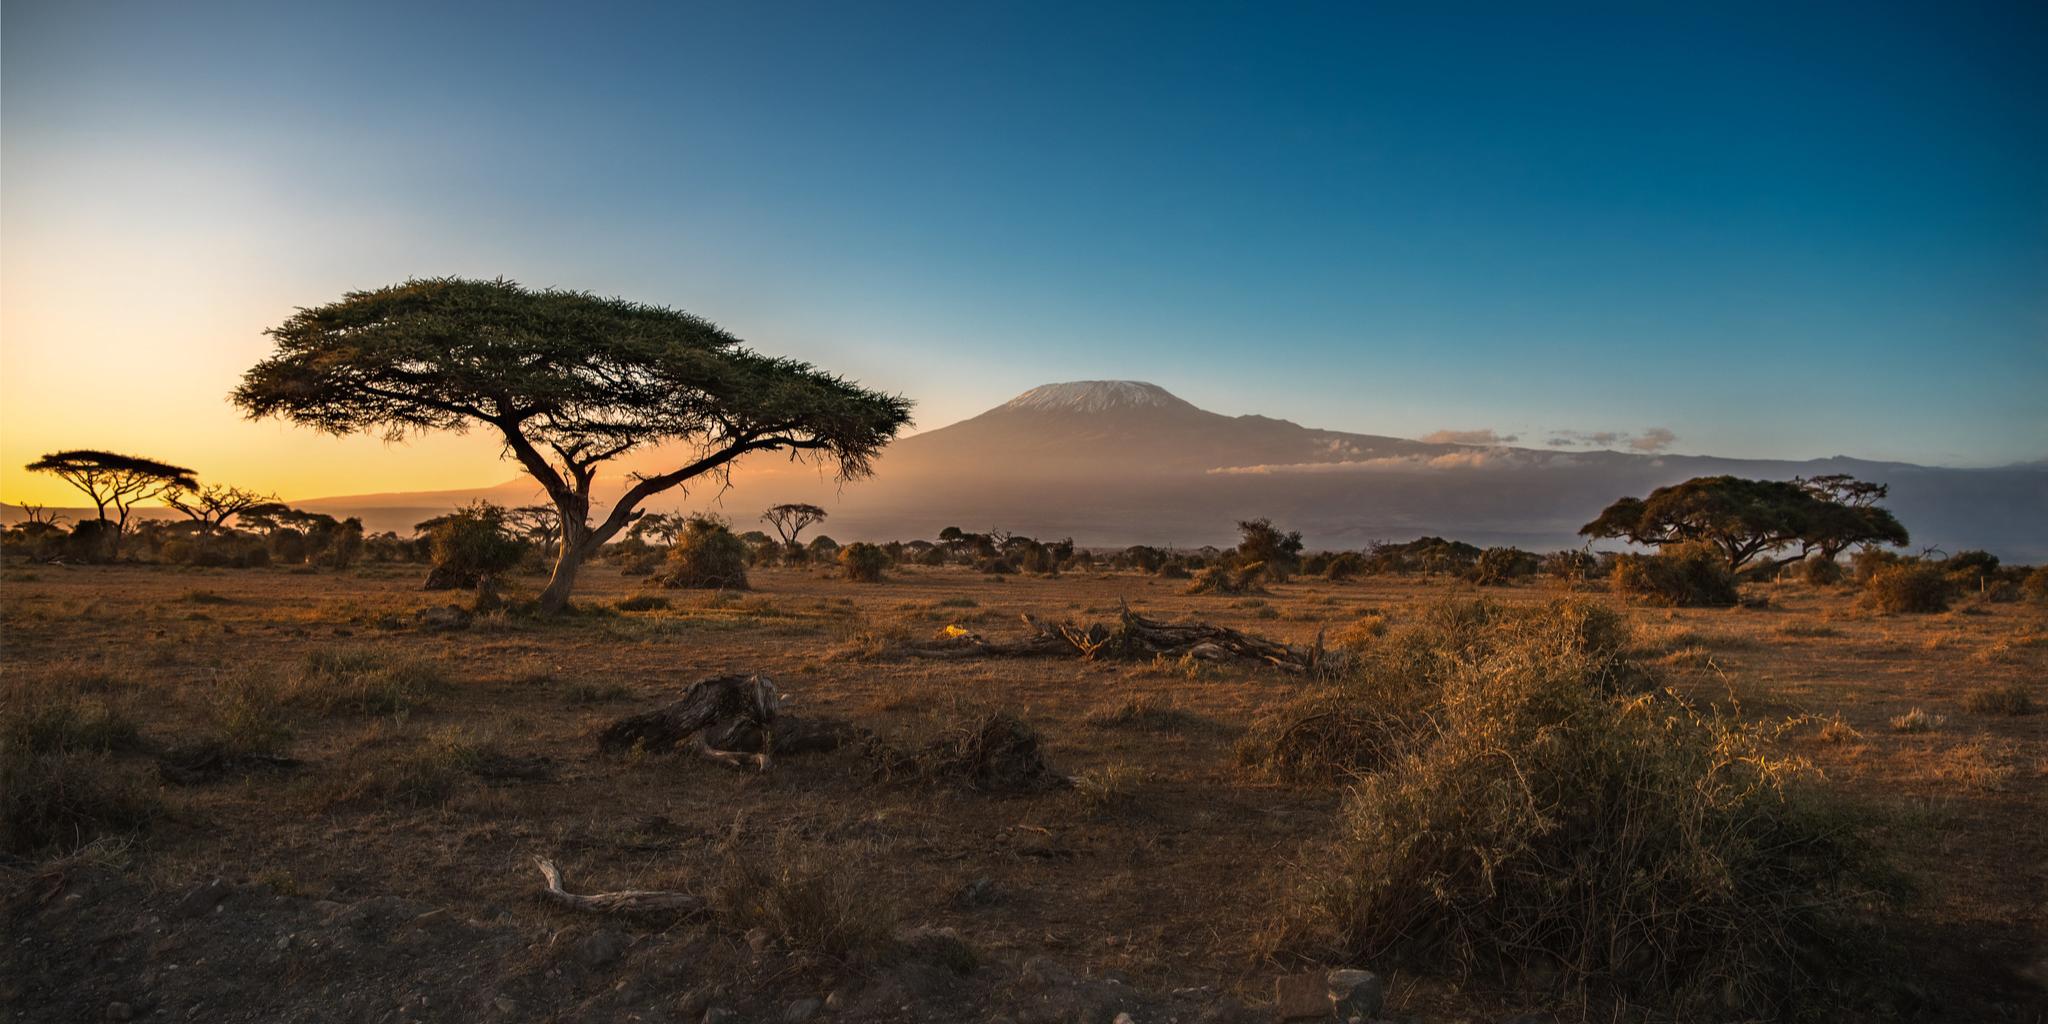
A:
[163,483,281,535]
[627,511,686,547]
[507,504,567,555]
[1235,518,1304,573]
[25,450,197,551]
[1580,475,1908,572]
[762,503,829,547]
[232,278,910,614]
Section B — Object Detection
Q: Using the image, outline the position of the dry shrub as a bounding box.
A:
[650,515,750,590]
[1861,563,1955,614]
[1960,684,2036,716]
[869,710,1070,793]
[1073,760,1145,807]
[1263,598,1893,1015]
[1816,717,1861,744]
[2025,566,2048,603]
[838,542,890,582]
[1328,614,1390,651]
[710,831,899,963]
[1185,561,1267,594]
[287,646,446,716]
[614,594,671,612]
[1611,542,1739,607]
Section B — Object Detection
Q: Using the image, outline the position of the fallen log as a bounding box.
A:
[597,672,784,770]
[532,856,700,916]
[901,599,1335,673]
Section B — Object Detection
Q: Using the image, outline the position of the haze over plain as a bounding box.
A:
[3,3,2044,529]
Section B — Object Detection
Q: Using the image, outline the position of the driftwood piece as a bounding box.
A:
[532,856,700,916]
[901,599,1335,673]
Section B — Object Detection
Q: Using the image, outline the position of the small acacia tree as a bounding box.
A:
[233,278,911,613]
[762,502,828,549]
[25,451,198,550]
[163,483,280,536]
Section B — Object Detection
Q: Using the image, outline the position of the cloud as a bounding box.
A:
[1420,428,1518,445]
[1629,428,1677,453]
[1211,449,1532,474]
[1546,428,1677,452]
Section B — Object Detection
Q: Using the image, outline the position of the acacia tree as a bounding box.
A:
[761,502,828,547]
[163,483,281,535]
[232,278,912,613]
[1579,475,1907,572]
[25,451,198,553]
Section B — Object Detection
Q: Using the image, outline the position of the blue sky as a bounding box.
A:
[4,1,2044,501]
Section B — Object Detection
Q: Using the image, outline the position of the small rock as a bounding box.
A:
[785,997,823,1022]
[1326,969,1382,1020]
[1273,973,1331,1021]
[172,879,233,919]
[491,996,518,1014]
[105,1002,134,1021]
[1172,987,1220,1001]
[1112,1014,1136,1024]
[746,926,775,953]
[823,991,845,1012]
[703,1008,736,1024]
[412,909,451,928]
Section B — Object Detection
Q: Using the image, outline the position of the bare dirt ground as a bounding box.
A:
[3,561,2044,1023]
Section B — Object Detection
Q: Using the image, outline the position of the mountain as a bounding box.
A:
[805,381,2047,558]
[16,381,2038,558]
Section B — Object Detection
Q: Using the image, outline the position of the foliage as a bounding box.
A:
[161,483,280,534]
[232,277,909,613]
[838,541,890,582]
[1235,518,1303,577]
[1580,475,1909,572]
[1610,542,1741,606]
[1802,555,1845,587]
[1468,546,1539,585]
[424,502,527,591]
[651,514,750,590]
[1259,599,1891,1014]
[2026,566,2048,603]
[1861,562,1955,614]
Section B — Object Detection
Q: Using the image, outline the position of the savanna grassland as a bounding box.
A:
[4,560,2045,1023]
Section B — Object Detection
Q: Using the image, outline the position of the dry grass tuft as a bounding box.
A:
[710,830,900,963]
[1935,740,2021,791]
[286,646,446,716]
[1888,708,1944,733]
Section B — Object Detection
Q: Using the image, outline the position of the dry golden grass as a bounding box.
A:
[2,560,2044,1018]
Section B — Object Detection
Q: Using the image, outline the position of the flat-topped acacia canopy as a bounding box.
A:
[232,277,912,612]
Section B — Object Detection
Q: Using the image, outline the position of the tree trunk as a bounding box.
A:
[539,533,593,615]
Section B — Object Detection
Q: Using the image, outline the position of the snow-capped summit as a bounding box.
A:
[1000,380,1186,414]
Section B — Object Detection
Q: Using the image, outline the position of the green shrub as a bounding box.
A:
[1802,556,1845,587]
[1541,549,1598,580]
[1469,546,1538,585]
[1263,598,1893,1014]
[423,502,526,591]
[651,514,750,590]
[838,542,890,582]
[1324,551,1366,581]
[1611,542,1739,606]
[1861,563,1954,613]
